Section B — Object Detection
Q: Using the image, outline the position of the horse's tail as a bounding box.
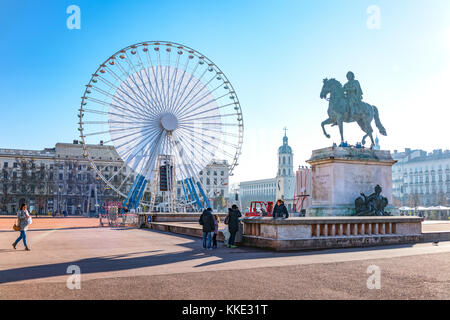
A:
[373,105,387,136]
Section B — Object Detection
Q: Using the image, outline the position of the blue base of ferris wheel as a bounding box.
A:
[123,174,147,210]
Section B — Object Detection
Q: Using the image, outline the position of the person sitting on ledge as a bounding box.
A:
[272,199,289,219]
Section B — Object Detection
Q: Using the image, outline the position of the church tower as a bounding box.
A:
[276,128,295,201]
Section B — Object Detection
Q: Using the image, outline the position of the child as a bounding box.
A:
[212,214,220,249]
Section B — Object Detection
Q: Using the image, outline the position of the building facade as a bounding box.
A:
[0,142,130,215]
[392,148,450,207]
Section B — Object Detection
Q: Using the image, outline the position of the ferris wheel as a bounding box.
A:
[78,41,243,211]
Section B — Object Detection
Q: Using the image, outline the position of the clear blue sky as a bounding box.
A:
[1,0,449,183]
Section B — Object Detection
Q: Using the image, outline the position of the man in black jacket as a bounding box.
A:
[199,208,215,249]
[272,199,289,219]
[227,205,242,248]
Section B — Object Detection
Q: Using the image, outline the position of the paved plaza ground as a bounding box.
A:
[0,218,449,300]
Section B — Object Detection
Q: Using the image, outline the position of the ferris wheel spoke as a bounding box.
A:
[177,123,240,138]
[114,125,161,152]
[171,66,208,116]
[170,62,199,115]
[114,58,157,114]
[178,128,234,159]
[166,53,182,113]
[167,58,190,114]
[135,50,165,114]
[171,133,204,181]
[124,51,164,114]
[161,52,171,112]
[82,97,147,121]
[103,124,160,145]
[176,79,222,118]
[179,103,238,122]
[96,72,158,120]
[104,64,158,115]
[81,108,154,124]
[177,126,238,149]
[175,130,216,161]
[82,121,161,138]
[90,84,152,120]
[144,49,167,113]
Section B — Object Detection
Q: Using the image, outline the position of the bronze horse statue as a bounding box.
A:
[319,78,387,147]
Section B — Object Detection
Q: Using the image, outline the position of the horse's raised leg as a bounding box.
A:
[321,118,332,139]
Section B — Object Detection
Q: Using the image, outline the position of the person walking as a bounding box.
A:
[212,214,220,249]
[12,203,31,251]
[199,208,215,250]
[272,199,289,219]
[226,204,242,248]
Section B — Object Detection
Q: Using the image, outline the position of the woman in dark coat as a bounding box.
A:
[227,204,242,248]
[272,199,289,219]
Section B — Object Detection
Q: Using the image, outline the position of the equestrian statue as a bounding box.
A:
[319,71,387,148]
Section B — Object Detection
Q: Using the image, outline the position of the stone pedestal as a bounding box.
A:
[242,216,423,251]
[306,147,397,216]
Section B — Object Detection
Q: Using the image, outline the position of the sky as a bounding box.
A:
[1,0,449,185]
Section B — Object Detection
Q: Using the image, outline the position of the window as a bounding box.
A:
[3,171,7,179]
[3,162,7,168]
[206,178,210,185]
[78,165,82,170]
[13,171,17,178]
[13,162,18,168]
[114,167,118,172]
[59,164,64,170]
[221,171,224,176]
[59,173,63,180]
[78,174,82,180]
[214,171,217,176]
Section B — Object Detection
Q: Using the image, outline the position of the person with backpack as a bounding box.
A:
[199,208,215,250]
[225,204,242,248]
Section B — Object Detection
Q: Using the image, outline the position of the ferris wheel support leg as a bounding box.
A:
[196,181,211,209]
[181,180,190,203]
[185,178,202,210]
[134,179,148,210]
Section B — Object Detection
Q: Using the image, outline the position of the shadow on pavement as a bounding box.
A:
[0,228,417,284]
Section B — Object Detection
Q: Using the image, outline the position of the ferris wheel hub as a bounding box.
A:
[160,112,179,132]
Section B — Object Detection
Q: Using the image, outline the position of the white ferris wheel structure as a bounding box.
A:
[78,41,243,212]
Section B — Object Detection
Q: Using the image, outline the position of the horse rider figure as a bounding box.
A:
[343,71,363,121]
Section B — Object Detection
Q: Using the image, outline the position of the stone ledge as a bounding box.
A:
[308,147,395,163]
[243,216,424,225]
[243,234,424,251]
